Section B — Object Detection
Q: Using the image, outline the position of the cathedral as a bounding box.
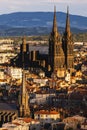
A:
[48,6,74,77]
[11,6,74,78]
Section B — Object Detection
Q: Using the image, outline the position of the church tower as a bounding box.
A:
[20,37,29,68]
[19,70,30,117]
[19,37,30,117]
[49,6,65,76]
[62,7,74,71]
[20,37,29,54]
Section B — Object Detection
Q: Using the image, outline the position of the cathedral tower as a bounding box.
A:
[62,7,74,71]
[20,37,29,54]
[20,37,29,68]
[49,6,65,76]
[19,37,30,117]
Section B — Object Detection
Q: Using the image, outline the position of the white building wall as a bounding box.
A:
[0,71,5,80]
[35,112,60,123]
[7,67,22,79]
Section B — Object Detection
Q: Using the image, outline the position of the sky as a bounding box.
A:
[0,0,87,16]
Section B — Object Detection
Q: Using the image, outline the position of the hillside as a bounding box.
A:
[0,12,87,36]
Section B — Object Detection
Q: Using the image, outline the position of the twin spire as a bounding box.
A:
[65,6,71,37]
[52,6,58,35]
[52,6,71,36]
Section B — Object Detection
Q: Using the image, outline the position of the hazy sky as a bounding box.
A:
[0,0,87,16]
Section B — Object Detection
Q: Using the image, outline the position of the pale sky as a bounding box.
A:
[0,0,87,16]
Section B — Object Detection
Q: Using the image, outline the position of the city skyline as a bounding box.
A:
[0,0,87,17]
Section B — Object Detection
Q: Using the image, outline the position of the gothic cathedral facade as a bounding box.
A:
[49,6,74,77]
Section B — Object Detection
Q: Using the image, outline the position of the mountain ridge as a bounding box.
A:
[0,12,87,36]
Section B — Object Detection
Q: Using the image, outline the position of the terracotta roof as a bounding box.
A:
[1,129,8,130]
[13,122,21,126]
[22,118,33,123]
[35,110,59,115]
[0,79,7,82]
[22,118,38,123]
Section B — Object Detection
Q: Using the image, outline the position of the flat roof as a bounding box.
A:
[0,102,17,111]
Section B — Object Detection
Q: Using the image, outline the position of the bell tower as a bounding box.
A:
[49,6,65,75]
[19,37,30,117]
[62,7,74,71]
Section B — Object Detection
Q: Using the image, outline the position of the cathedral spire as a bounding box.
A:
[65,6,71,37]
[52,6,58,35]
